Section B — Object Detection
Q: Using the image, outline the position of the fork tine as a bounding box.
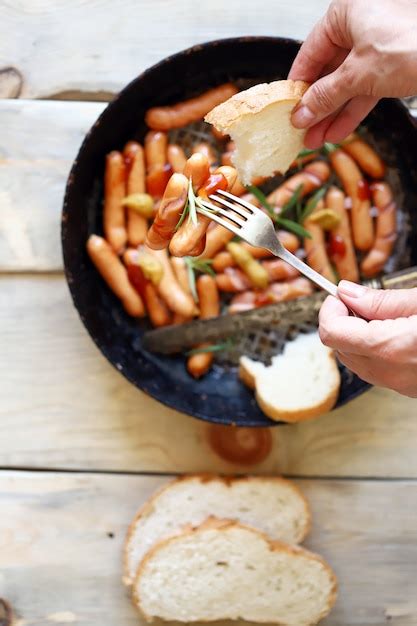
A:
[208,194,250,220]
[216,189,257,213]
[198,207,242,236]
[199,200,244,226]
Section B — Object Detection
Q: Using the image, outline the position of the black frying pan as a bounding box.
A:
[62,37,417,427]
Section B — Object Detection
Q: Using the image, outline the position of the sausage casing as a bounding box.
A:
[325,186,359,282]
[103,151,127,253]
[361,181,397,277]
[123,141,147,246]
[146,173,188,249]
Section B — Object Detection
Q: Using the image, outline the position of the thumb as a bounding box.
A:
[292,57,358,129]
[338,280,417,320]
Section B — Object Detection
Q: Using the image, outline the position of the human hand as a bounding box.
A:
[289,0,417,148]
[319,280,417,397]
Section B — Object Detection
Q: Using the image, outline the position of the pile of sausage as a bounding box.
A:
[87,83,397,379]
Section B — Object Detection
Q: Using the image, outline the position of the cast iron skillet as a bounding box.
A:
[62,36,417,427]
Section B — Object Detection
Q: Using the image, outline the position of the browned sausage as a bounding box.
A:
[199,224,235,259]
[170,257,193,296]
[261,259,299,281]
[325,186,359,282]
[145,247,197,317]
[123,251,171,327]
[192,142,218,168]
[144,130,171,199]
[304,200,336,283]
[123,141,148,246]
[361,181,397,277]
[167,144,187,173]
[228,277,314,313]
[216,267,251,292]
[86,235,145,317]
[103,151,127,253]
[329,149,374,251]
[146,173,188,249]
[145,84,238,130]
[183,153,211,190]
[211,231,300,270]
[342,133,385,179]
[267,161,331,208]
[187,275,220,378]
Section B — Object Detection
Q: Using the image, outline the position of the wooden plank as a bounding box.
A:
[0,99,105,271]
[0,0,330,99]
[1,273,417,477]
[1,470,416,625]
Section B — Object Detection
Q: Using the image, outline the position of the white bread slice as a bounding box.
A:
[240,332,340,423]
[205,80,309,184]
[133,518,337,625]
[123,474,311,586]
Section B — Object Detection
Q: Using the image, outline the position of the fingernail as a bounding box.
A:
[338,280,367,298]
[291,105,316,129]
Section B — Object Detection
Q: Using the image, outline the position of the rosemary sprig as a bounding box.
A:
[296,148,320,158]
[187,177,198,226]
[300,186,327,223]
[322,142,340,154]
[186,338,235,356]
[247,184,312,239]
[280,184,304,218]
[246,185,275,218]
[184,256,215,302]
[276,217,312,239]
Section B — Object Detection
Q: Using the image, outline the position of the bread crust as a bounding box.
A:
[239,350,341,423]
[123,474,312,585]
[133,517,338,624]
[205,80,309,131]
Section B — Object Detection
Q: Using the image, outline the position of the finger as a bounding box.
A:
[304,111,339,149]
[292,55,358,130]
[336,351,380,385]
[338,281,417,319]
[324,96,379,143]
[288,16,343,82]
[319,303,376,356]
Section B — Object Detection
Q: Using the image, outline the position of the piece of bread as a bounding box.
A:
[240,332,340,423]
[133,518,337,625]
[123,474,311,586]
[205,80,309,184]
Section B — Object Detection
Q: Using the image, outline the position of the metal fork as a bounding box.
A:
[199,189,339,298]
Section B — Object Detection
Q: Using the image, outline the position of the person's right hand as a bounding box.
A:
[288,0,417,148]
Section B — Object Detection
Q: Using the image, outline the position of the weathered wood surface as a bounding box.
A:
[1,471,416,626]
[1,273,417,476]
[0,0,330,100]
[0,99,105,271]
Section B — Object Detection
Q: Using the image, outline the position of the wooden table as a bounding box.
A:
[1,2,417,625]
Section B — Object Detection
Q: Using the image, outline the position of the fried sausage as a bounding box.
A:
[146,173,188,249]
[167,144,187,173]
[103,151,127,253]
[192,142,218,168]
[187,274,220,379]
[145,248,197,317]
[289,152,319,169]
[144,131,171,198]
[183,153,211,190]
[267,161,331,208]
[342,133,385,179]
[145,83,238,131]
[123,141,148,246]
[170,257,193,296]
[199,224,234,259]
[216,267,252,292]
[228,277,314,313]
[213,165,237,191]
[212,231,300,270]
[361,181,397,277]
[329,149,374,251]
[123,252,171,327]
[304,200,336,283]
[325,186,359,282]
[86,235,145,317]
[261,259,299,281]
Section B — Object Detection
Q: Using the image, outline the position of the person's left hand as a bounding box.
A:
[319,280,417,397]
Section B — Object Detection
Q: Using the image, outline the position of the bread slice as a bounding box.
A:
[123,474,311,586]
[240,332,340,423]
[133,518,337,625]
[205,80,309,184]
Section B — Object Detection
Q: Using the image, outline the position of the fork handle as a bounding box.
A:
[278,248,339,298]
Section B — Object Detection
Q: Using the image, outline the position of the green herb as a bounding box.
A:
[276,217,312,239]
[232,235,242,243]
[187,177,198,226]
[280,184,304,218]
[322,142,340,154]
[246,185,275,219]
[296,148,320,158]
[184,256,215,302]
[186,338,235,356]
[300,186,327,223]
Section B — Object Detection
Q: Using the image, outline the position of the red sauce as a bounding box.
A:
[127,264,147,297]
[357,179,371,201]
[146,163,172,198]
[208,425,272,466]
[197,173,228,199]
[327,233,347,258]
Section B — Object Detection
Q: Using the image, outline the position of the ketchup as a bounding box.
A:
[127,264,147,298]
[146,163,172,198]
[327,233,347,258]
[197,173,228,199]
[357,179,371,201]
